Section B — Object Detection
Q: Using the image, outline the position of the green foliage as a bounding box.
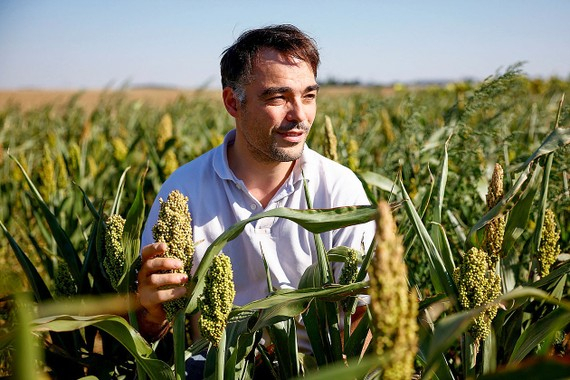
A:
[1,75,570,378]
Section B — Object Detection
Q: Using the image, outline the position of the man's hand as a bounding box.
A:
[136,242,188,340]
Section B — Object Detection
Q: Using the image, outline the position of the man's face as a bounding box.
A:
[233,48,319,163]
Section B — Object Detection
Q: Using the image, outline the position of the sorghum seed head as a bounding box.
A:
[103,214,126,291]
[198,254,235,346]
[55,261,77,298]
[537,209,561,277]
[323,116,338,162]
[486,163,504,210]
[368,201,418,380]
[152,190,194,321]
[453,247,501,349]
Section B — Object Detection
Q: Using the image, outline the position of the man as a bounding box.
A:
[136,23,374,363]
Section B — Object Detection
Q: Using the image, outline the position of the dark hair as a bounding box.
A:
[220,24,320,92]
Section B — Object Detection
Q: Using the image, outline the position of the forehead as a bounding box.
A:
[249,48,316,84]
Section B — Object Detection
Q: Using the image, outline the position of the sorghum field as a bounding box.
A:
[1,66,569,379]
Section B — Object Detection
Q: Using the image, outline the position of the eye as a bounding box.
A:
[266,96,286,105]
[304,93,317,102]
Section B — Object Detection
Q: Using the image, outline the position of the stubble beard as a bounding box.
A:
[262,122,310,162]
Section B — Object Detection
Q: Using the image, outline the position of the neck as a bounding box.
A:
[227,142,295,208]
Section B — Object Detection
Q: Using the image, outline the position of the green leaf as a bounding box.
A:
[426,286,570,371]
[399,180,458,307]
[31,314,174,380]
[479,356,570,380]
[8,152,83,287]
[466,127,570,248]
[302,354,378,380]
[267,318,300,379]
[118,168,147,293]
[358,170,401,199]
[0,219,52,302]
[110,166,130,216]
[223,319,258,380]
[508,307,570,364]
[231,282,368,315]
[502,164,541,257]
[249,296,310,332]
[186,206,377,313]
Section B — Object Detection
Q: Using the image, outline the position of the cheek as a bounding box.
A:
[307,104,317,124]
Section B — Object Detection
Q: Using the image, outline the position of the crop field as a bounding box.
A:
[0,68,569,379]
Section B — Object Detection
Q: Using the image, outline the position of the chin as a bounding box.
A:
[272,147,304,162]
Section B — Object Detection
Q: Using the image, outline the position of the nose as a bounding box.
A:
[286,98,308,124]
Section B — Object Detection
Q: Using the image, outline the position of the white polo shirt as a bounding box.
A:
[141,129,375,348]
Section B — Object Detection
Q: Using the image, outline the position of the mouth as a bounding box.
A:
[276,129,306,143]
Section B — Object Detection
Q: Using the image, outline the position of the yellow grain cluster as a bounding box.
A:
[103,214,126,291]
[157,113,173,152]
[368,201,418,380]
[198,253,235,346]
[484,163,506,265]
[537,209,561,277]
[152,190,194,321]
[453,247,501,350]
[323,115,338,162]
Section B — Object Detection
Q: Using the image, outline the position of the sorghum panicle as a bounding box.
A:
[198,253,235,346]
[339,247,359,286]
[111,137,128,162]
[453,247,501,350]
[162,149,179,178]
[152,190,194,321]
[38,145,56,201]
[339,247,359,312]
[103,214,126,291]
[323,116,339,162]
[55,261,77,298]
[157,113,174,152]
[537,208,561,277]
[368,201,418,380]
[347,139,360,172]
[485,163,506,265]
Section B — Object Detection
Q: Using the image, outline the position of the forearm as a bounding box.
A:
[136,307,170,342]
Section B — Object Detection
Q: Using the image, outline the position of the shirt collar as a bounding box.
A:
[213,128,316,186]
[212,129,238,181]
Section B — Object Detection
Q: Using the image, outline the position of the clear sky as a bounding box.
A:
[1,0,569,90]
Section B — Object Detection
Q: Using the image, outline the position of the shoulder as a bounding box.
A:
[161,148,217,191]
[300,147,369,206]
[302,146,359,182]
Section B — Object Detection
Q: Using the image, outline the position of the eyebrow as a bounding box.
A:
[259,84,320,98]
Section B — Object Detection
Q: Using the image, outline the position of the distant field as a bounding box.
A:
[0,86,392,112]
[0,88,218,111]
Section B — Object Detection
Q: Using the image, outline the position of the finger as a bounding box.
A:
[141,242,168,261]
[140,285,187,307]
[146,272,188,289]
[139,257,184,278]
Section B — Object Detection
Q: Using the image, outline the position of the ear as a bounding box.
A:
[222,87,239,118]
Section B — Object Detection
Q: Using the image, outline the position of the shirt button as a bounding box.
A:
[236,184,241,190]
[250,204,257,210]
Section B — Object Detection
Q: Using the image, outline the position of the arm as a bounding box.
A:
[136,242,188,342]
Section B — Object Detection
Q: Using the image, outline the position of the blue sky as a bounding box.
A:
[1,1,569,90]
